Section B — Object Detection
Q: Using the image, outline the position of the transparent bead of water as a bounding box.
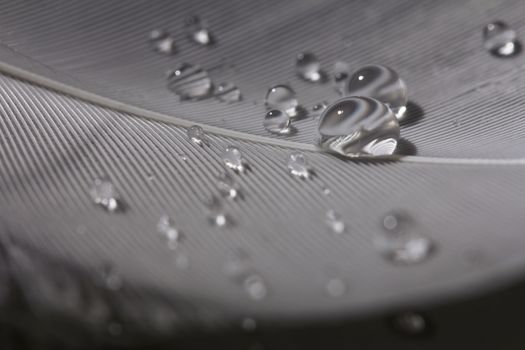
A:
[90,177,120,212]
[483,21,521,57]
[222,146,246,173]
[149,29,176,55]
[157,215,181,250]
[243,274,268,301]
[296,52,322,83]
[391,312,429,336]
[318,96,400,158]
[325,278,346,298]
[187,125,208,146]
[286,153,311,179]
[265,85,298,117]
[214,82,242,103]
[375,212,434,264]
[216,171,240,200]
[312,101,328,113]
[167,63,212,100]
[205,195,229,227]
[326,209,345,234]
[346,65,408,119]
[333,61,351,94]
[185,15,213,45]
[263,109,292,135]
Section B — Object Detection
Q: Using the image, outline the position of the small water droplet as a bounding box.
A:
[325,278,346,298]
[222,146,247,173]
[318,97,400,158]
[296,52,323,82]
[265,85,298,117]
[346,65,407,119]
[187,125,208,146]
[179,153,189,161]
[326,209,345,234]
[321,186,331,196]
[157,215,181,250]
[312,101,328,113]
[167,63,212,100]
[149,29,176,54]
[286,153,311,179]
[205,195,230,227]
[216,171,241,200]
[100,263,123,291]
[483,21,521,57]
[263,109,292,135]
[185,15,214,45]
[90,177,120,212]
[214,82,242,103]
[390,312,430,337]
[241,317,257,331]
[375,212,434,264]
[243,274,268,301]
[333,61,350,94]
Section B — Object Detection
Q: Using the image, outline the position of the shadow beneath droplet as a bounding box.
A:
[325,151,401,165]
[399,101,424,127]
[394,138,418,156]
[292,106,309,121]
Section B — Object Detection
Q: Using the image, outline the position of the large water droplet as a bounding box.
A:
[265,85,298,117]
[157,215,181,250]
[243,274,268,301]
[286,153,312,179]
[326,209,346,234]
[296,52,323,82]
[375,212,434,264]
[149,29,176,54]
[185,15,214,45]
[187,125,208,146]
[214,82,242,103]
[205,195,230,227]
[390,312,430,337]
[483,21,521,57]
[346,65,407,119]
[167,63,212,100]
[333,61,350,94]
[222,146,247,173]
[325,278,346,298]
[90,177,120,212]
[263,109,292,135]
[216,171,240,200]
[318,97,400,158]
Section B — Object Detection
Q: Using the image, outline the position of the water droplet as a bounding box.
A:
[390,312,430,336]
[286,153,311,179]
[100,263,123,291]
[296,52,323,82]
[90,177,120,212]
[265,85,298,117]
[216,171,240,200]
[167,63,212,100]
[205,195,230,227]
[263,109,292,135]
[318,97,400,157]
[214,82,242,103]
[375,212,434,264]
[179,153,189,161]
[187,125,208,146]
[325,278,346,298]
[326,209,345,234]
[483,21,521,57]
[312,101,328,114]
[333,61,350,94]
[157,215,181,250]
[149,29,176,54]
[346,65,407,119]
[222,146,247,173]
[243,274,268,301]
[185,15,214,45]
[241,317,257,331]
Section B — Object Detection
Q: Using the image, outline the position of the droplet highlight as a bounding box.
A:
[214,82,242,103]
[326,209,345,234]
[483,21,521,57]
[346,65,407,119]
[205,196,229,227]
[222,146,247,173]
[90,177,120,212]
[318,97,400,157]
[265,85,298,117]
[296,52,323,83]
[216,171,240,200]
[167,63,212,100]
[263,109,292,135]
[149,29,176,54]
[185,15,214,46]
[187,125,208,146]
[286,153,312,179]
